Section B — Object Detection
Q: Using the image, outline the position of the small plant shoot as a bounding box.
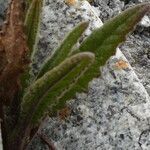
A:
[0,0,149,149]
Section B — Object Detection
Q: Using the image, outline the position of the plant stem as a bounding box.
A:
[38,132,56,150]
[7,92,21,132]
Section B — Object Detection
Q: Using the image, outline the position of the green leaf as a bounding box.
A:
[36,22,89,79]
[20,52,95,125]
[51,3,150,113]
[79,3,150,53]
[20,0,43,93]
[24,0,43,55]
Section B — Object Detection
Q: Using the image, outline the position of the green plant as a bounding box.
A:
[0,0,149,149]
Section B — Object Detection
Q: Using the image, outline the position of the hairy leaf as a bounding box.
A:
[20,0,43,92]
[36,22,89,79]
[51,3,150,113]
[24,0,43,55]
[20,52,95,124]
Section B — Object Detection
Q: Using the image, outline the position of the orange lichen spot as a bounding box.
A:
[114,60,129,70]
[58,106,71,120]
[65,0,78,6]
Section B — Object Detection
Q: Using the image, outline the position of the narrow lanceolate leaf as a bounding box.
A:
[24,0,43,54]
[22,0,33,22]
[28,0,33,4]
[79,3,150,53]
[51,3,150,113]
[20,0,43,92]
[20,52,95,125]
[36,22,89,79]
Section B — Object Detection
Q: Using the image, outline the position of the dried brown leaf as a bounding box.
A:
[0,0,29,104]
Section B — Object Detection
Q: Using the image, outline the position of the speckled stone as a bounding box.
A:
[91,0,124,22]
[120,33,150,95]
[119,1,150,95]
[140,15,150,27]
[0,0,9,27]
[92,0,150,100]
[32,0,103,75]
[28,0,150,150]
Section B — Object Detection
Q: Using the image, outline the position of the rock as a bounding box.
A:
[140,15,150,27]
[32,0,103,75]
[28,0,150,150]
[120,33,150,95]
[91,0,124,22]
[91,0,150,96]
[0,0,9,27]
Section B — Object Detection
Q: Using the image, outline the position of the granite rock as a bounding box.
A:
[0,0,149,149]
[91,0,150,96]
[32,0,103,75]
[27,0,150,150]
[91,0,124,22]
[0,0,10,27]
[119,3,150,95]
[120,33,150,95]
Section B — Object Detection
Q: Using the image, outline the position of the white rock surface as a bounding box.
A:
[29,0,150,150]
[140,15,150,27]
[92,0,150,95]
